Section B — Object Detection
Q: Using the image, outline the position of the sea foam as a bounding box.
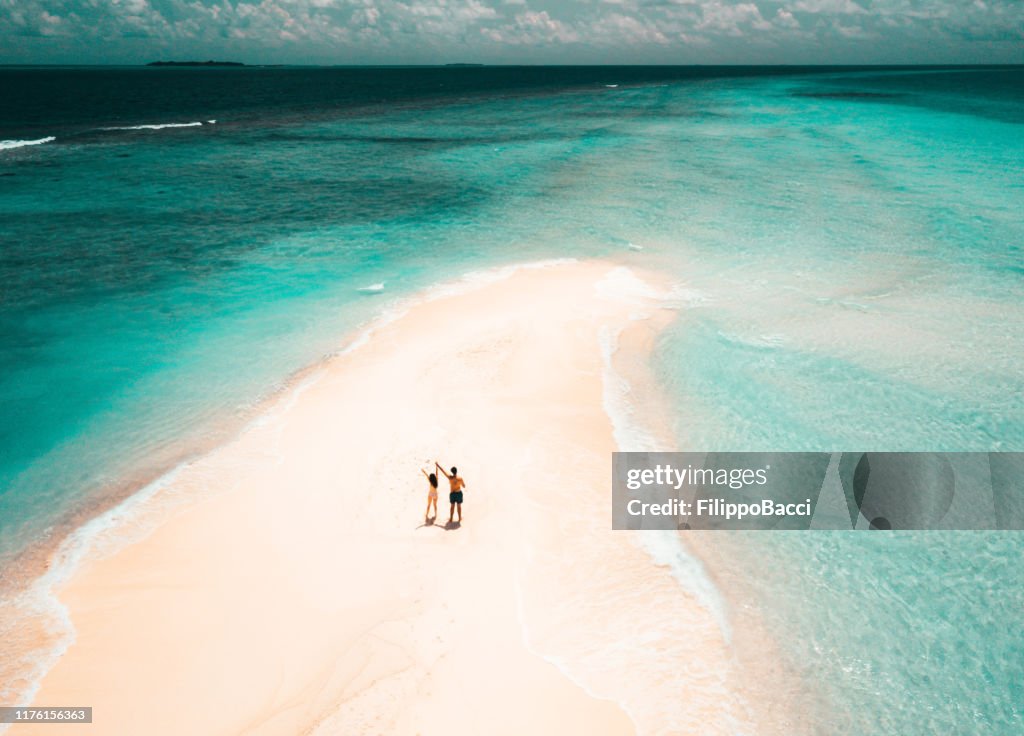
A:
[100,122,205,131]
[0,137,56,151]
[595,269,731,640]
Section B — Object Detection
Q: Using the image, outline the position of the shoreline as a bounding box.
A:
[6,258,773,735]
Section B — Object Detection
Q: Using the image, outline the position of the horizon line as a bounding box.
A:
[2,62,1023,68]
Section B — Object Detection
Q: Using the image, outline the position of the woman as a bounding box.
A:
[421,468,439,521]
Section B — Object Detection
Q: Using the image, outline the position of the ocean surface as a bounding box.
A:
[1,66,1022,732]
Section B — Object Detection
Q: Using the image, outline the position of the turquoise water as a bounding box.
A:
[648,74,1024,452]
[1,66,1022,731]
[708,532,1024,733]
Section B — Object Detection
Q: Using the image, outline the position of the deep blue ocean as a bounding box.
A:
[1,66,1022,732]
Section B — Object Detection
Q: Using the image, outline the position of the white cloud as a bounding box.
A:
[832,18,875,38]
[510,9,579,43]
[774,8,799,28]
[696,1,769,36]
[595,12,670,44]
[791,0,865,14]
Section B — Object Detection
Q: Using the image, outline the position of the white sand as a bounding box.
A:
[13,260,762,735]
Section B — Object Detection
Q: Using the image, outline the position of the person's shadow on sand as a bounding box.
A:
[414,518,461,531]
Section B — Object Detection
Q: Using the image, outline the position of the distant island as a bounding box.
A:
[444,63,485,67]
[146,61,245,67]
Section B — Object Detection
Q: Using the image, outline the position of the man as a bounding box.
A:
[436,461,466,524]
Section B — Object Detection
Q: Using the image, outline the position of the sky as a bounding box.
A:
[1,0,1022,65]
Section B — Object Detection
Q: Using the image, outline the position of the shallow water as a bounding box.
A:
[1,65,1022,732]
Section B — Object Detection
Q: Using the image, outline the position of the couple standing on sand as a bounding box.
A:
[421,461,466,525]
